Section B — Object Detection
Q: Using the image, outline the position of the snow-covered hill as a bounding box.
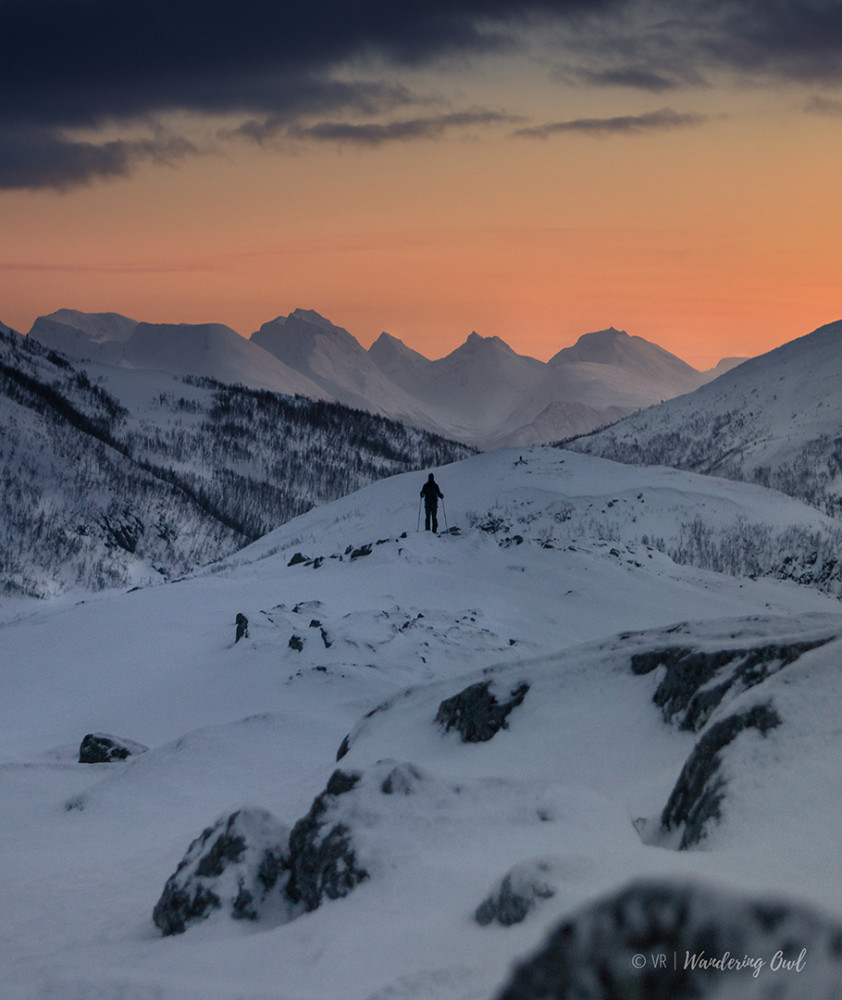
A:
[0,328,472,597]
[28,307,738,449]
[3,446,842,999]
[570,318,842,517]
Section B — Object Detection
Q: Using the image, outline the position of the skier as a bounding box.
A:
[420,473,444,533]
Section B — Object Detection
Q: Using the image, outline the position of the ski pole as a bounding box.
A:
[442,498,448,532]
[417,497,422,531]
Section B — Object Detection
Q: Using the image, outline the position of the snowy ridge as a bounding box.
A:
[3,446,842,998]
[27,307,738,448]
[570,318,842,517]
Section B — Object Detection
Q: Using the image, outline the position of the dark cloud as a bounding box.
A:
[561,0,842,91]
[698,0,842,83]
[4,0,842,191]
[514,106,709,138]
[273,110,521,146]
[805,94,842,115]
[577,67,682,93]
[0,127,198,192]
[0,0,620,190]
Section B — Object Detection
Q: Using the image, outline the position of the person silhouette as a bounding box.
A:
[420,473,444,532]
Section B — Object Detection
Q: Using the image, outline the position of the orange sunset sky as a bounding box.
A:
[2,0,842,369]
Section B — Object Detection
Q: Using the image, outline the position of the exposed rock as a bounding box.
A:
[78,732,149,763]
[152,808,293,936]
[285,770,368,911]
[380,762,425,795]
[289,634,304,651]
[660,703,781,849]
[335,734,351,761]
[435,680,529,743]
[235,612,249,643]
[630,638,831,731]
[350,543,373,559]
[494,878,842,999]
[287,552,308,566]
[475,860,557,927]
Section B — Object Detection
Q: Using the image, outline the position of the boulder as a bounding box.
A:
[152,808,293,936]
[475,860,557,927]
[78,732,149,763]
[285,770,368,912]
[494,878,842,999]
[435,679,529,743]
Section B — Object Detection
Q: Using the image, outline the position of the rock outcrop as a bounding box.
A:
[78,732,148,763]
[495,879,842,999]
[435,680,529,743]
[153,808,293,936]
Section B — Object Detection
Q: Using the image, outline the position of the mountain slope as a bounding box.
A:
[251,309,438,429]
[2,446,842,999]
[570,318,842,517]
[0,329,473,597]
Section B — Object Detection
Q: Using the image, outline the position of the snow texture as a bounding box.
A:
[4,402,842,998]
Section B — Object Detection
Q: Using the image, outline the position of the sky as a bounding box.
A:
[2,0,842,368]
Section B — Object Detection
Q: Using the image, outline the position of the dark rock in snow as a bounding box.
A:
[78,732,149,763]
[435,680,529,743]
[153,808,293,935]
[660,703,781,849]
[289,634,304,651]
[380,762,425,795]
[494,878,842,999]
[630,637,831,731]
[235,612,249,643]
[475,860,557,927]
[287,552,308,566]
[286,769,368,911]
[350,543,373,559]
[335,734,351,761]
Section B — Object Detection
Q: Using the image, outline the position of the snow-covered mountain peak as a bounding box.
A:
[28,309,140,360]
[288,307,348,332]
[31,308,140,344]
[571,317,842,517]
[250,309,365,373]
[368,331,432,372]
[457,330,519,356]
[550,326,697,376]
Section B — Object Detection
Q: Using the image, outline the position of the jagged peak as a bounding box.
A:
[459,331,516,353]
[289,308,341,331]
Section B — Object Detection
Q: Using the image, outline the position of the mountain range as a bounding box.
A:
[25,307,742,449]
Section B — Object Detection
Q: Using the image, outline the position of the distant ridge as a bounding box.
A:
[570,318,842,517]
[28,306,745,449]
